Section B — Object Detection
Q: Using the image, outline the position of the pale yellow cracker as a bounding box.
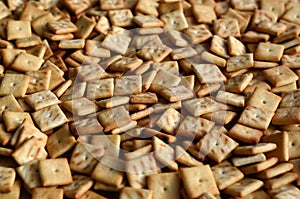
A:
[7,20,31,40]
[224,178,264,197]
[0,166,15,193]
[210,35,230,58]
[255,42,284,62]
[0,74,29,98]
[16,160,42,190]
[10,52,44,72]
[63,175,94,199]
[228,123,264,144]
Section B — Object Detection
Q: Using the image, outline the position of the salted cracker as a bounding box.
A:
[263,65,299,87]
[240,157,279,175]
[224,178,264,197]
[228,123,264,144]
[32,187,63,199]
[193,64,227,83]
[234,143,277,155]
[255,42,284,62]
[63,175,93,199]
[16,160,42,190]
[0,74,29,98]
[192,4,216,24]
[214,18,240,38]
[161,10,188,31]
[264,172,298,190]
[7,20,31,40]
[210,35,230,58]
[62,97,98,116]
[272,107,300,125]
[120,187,152,199]
[0,166,15,193]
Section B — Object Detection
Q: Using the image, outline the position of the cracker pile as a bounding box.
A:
[1,0,300,198]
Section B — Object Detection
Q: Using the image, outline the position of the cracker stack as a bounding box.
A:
[1,0,300,198]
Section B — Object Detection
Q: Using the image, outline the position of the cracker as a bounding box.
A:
[224,178,263,197]
[234,143,277,155]
[264,172,298,190]
[183,97,226,117]
[200,51,226,67]
[184,24,212,44]
[282,7,300,25]
[192,4,216,24]
[238,106,274,130]
[254,42,284,62]
[214,18,240,38]
[256,163,294,179]
[109,9,133,27]
[97,96,129,108]
[155,107,181,135]
[11,52,44,72]
[120,187,153,199]
[175,146,203,167]
[126,154,159,189]
[263,65,299,87]
[242,31,270,43]
[135,0,159,17]
[240,157,279,175]
[281,54,300,68]
[160,85,194,102]
[193,64,227,83]
[100,0,124,10]
[70,142,104,174]
[134,15,163,28]
[216,91,245,107]
[75,15,96,39]
[208,131,239,163]
[2,111,32,132]
[137,40,172,63]
[102,33,131,55]
[262,131,289,162]
[161,10,188,31]
[177,115,214,139]
[232,153,266,167]
[98,106,131,132]
[46,124,76,158]
[60,82,86,101]
[181,165,219,198]
[63,175,93,199]
[25,90,60,111]
[71,117,103,136]
[77,190,107,199]
[109,57,143,72]
[1,48,25,67]
[32,104,68,132]
[171,47,198,61]
[39,158,72,186]
[32,187,63,199]
[47,19,77,34]
[91,155,124,187]
[0,123,12,145]
[62,0,91,15]
[62,97,98,116]
[0,180,20,199]
[272,107,300,125]
[58,39,85,49]
[0,1,11,20]
[0,74,29,98]
[210,35,230,58]
[286,130,300,159]
[228,123,264,144]
[15,34,42,48]
[0,166,16,193]
[12,136,48,165]
[151,61,179,75]
[7,20,31,40]
[211,161,244,190]
[226,54,253,72]
[153,136,178,171]
[85,40,110,58]
[148,172,180,199]
[16,160,42,190]
[114,75,142,96]
[32,13,55,37]
[130,92,158,104]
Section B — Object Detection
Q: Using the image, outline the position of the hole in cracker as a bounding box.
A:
[163,187,167,191]
[54,169,59,172]
[11,83,16,86]
[292,142,295,146]
[198,179,203,183]
[262,100,266,104]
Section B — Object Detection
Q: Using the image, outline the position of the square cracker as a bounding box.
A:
[224,178,264,197]
[214,18,240,38]
[16,161,42,190]
[0,123,12,145]
[210,35,230,58]
[137,40,172,63]
[226,54,253,72]
[193,64,227,84]
[262,131,289,162]
[63,175,94,199]
[114,75,142,96]
[0,2,11,20]
[160,10,188,31]
[263,65,299,87]
[75,15,96,39]
[10,52,44,72]
[231,153,266,167]
[208,131,239,163]
[192,4,216,24]
[3,107,30,128]
[47,19,77,34]
[256,162,294,179]
[135,0,159,17]
[100,0,124,10]
[25,90,60,111]
[290,158,300,185]
[62,0,91,15]
[70,142,104,175]
[254,42,284,62]
[228,36,246,56]
[120,187,152,199]
[180,165,219,198]
[32,104,68,132]
[238,106,274,130]
[0,166,16,193]
[108,9,134,27]
[32,187,63,199]
[228,123,264,144]
[7,20,31,40]
[272,107,300,125]
[78,190,107,199]
[177,115,214,139]
[25,70,52,94]
[264,172,298,190]
[148,172,180,199]
[134,15,163,28]
[12,136,48,165]
[39,158,72,186]
[225,73,253,93]
[91,155,124,187]
[240,157,279,175]
[247,87,282,112]
[0,180,21,199]
[155,108,181,135]
[0,74,29,98]
[234,143,277,155]
[98,106,131,132]
[46,124,76,158]
[235,190,271,199]
[211,161,244,190]
[62,97,98,116]
[287,131,300,159]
